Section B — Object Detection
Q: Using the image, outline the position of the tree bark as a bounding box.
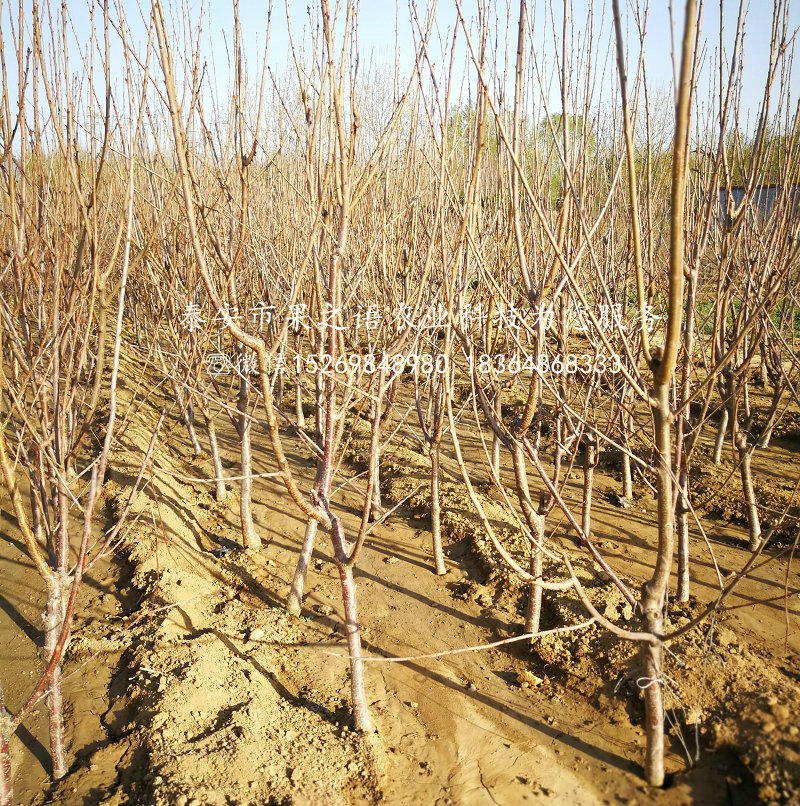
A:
[286,518,318,616]
[491,390,502,478]
[295,379,305,430]
[640,614,665,787]
[712,408,728,465]
[523,515,544,635]
[185,396,202,455]
[581,435,597,540]
[737,435,762,551]
[676,467,690,602]
[622,448,633,500]
[202,407,226,502]
[0,684,13,806]
[237,367,260,550]
[294,329,306,430]
[44,575,67,780]
[430,445,446,575]
[640,398,672,787]
[330,515,373,732]
[369,439,382,521]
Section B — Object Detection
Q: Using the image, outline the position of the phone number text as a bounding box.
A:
[206,351,622,377]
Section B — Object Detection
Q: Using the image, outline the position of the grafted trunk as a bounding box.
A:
[712,408,728,465]
[295,333,306,429]
[640,606,665,786]
[581,435,597,539]
[369,442,382,521]
[757,421,774,450]
[369,372,385,521]
[156,346,202,454]
[430,445,446,575]
[523,515,544,635]
[30,484,45,543]
[202,407,226,502]
[491,390,502,478]
[676,467,690,602]
[238,369,260,550]
[286,385,328,613]
[622,450,633,500]
[330,515,373,732]
[423,375,447,575]
[757,379,784,449]
[336,562,371,731]
[295,379,305,430]
[618,397,634,499]
[171,370,202,454]
[640,386,675,787]
[184,396,202,455]
[44,575,67,780]
[208,420,226,503]
[276,366,285,409]
[286,518,318,616]
[509,443,545,636]
[736,435,762,551]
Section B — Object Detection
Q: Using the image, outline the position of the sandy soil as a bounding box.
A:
[2,355,799,806]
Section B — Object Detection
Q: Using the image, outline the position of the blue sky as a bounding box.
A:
[2,1,798,144]
[203,0,797,124]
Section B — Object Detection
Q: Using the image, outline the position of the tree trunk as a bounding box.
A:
[523,515,544,635]
[276,365,285,409]
[491,390,502,479]
[156,345,202,454]
[737,435,762,552]
[757,380,784,449]
[204,409,226,502]
[430,445,446,575]
[0,684,13,806]
[295,378,305,430]
[185,396,202,455]
[330,517,373,732]
[622,450,633,500]
[620,404,633,499]
[640,616,665,786]
[30,483,45,542]
[712,408,728,465]
[44,576,67,780]
[509,443,545,637]
[238,370,260,550]
[640,390,674,788]
[676,467,690,602]
[295,333,305,429]
[757,421,774,450]
[581,435,597,539]
[369,439,382,521]
[286,518,318,616]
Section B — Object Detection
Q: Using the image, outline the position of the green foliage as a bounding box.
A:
[536,113,596,208]
[446,104,502,164]
[723,128,800,187]
[536,113,594,155]
[445,107,597,205]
